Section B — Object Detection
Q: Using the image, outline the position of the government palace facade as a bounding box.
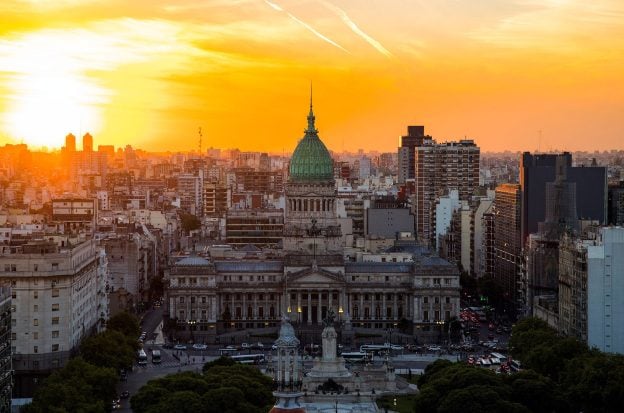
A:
[164,99,461,343]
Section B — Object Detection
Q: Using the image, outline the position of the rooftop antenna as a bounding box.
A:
[198,127,203,158]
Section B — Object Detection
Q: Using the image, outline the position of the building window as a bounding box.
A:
[52,344,59,352]
[11,333,16,340]
[51,289,59,297]
[52,304,59,311]
[34,346,38,353]
[423,310,429,321]
[52,331,59,338]
[180,297,185,304]
[52,317,59,325]
[423,297,428,304]
[33,319,38,326]
[179,278,186,284]
[33,305,38,312]
[445,297,451,304]
[201,297,206,304]
[33,332,38,340]
[34,291,38,299]
[52,263,58,270]
[34,264,38,271]
[11,291,16,299]
[190,297,195,304]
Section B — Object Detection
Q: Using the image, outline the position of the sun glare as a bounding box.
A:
[1,32,107,149]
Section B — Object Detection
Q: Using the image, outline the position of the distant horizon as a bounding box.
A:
[7,139,624,158]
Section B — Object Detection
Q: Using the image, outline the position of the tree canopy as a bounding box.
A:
[106,311,141,338]
[414,317,624,413]
[23,358,117,413]
[131,359,274,413]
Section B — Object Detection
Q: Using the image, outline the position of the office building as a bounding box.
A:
[494,184,522,314]
[520,152,607,243]
[608,181,624,225]
[587,227,624,354]
[397,126,425,184]
[415,138,480,247]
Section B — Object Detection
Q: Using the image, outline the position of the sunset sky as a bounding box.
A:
[0,0,623,153]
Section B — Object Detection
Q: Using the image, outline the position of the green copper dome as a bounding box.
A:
[289,98,334,182]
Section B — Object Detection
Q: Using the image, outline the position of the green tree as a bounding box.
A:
[81,329,137,372]
[24,358,116,413]
[508,317,558,361]
[438,385,529,413]
[132,365,273,413]
[107,311,141,338]
[203,356,236,372]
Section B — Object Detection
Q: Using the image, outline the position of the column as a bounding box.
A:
[242,294,246,320]
[359,293,364,321]
[253,293,257,320]
[413,297,420,321]
[382,293,387,320]
[317,291,322,324]
[393,294,398,320]
[328,289,333,313]
[307,291,312,325]
[297,291,302,323]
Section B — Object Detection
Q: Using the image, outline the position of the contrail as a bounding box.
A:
[320,0,393,58]
[264,0,350,54]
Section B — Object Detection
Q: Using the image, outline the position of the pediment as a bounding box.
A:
[288,267,345,285]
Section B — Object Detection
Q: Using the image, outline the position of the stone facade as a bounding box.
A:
[0,238,106,397]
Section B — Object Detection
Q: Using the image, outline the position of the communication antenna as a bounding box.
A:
[198,127,203,158]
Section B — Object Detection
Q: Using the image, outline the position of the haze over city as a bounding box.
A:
[1,0,623,152]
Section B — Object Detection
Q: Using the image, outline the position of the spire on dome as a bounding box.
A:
[305,82,317,137]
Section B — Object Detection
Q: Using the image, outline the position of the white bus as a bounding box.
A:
[359,343,403,355]
[341,352,368,363]
[219,347,238,356]
[151,350,161,364]
[137,349,148,365]
[231,354,265,364]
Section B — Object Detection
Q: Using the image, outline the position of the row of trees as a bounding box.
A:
[131,356,274,413]
[412,317,624,412]
[24,312,141,413]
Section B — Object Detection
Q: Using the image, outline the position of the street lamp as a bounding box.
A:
[338,306,343,322]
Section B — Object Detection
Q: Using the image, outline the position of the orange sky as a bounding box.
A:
[0,0,623,153]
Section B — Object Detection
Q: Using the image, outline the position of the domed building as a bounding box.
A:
[283,94,342,254]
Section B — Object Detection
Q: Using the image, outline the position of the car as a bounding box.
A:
[120,391,130,399]
[174,344,187,350]
[271,344,278,351]
[241,342,251,349]
[192,343,208,350]
[253,342,264,350]
[427,345,442,352]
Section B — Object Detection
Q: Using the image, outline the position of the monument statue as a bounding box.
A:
[323,308,336,328]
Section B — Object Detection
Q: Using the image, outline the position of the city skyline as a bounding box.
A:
[1,1,624,153]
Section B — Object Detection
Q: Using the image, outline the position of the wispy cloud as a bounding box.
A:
[319,0,393,58]
[263,0,350,54]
